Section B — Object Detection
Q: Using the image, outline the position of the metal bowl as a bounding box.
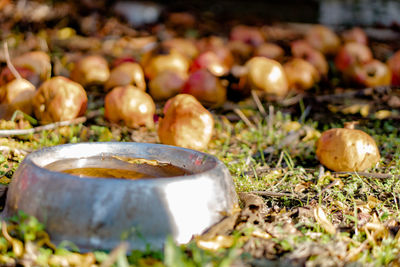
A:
[4,142,238,251]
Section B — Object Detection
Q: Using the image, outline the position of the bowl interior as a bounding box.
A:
[28,142,219,179]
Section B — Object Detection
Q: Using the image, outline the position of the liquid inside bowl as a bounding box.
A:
[44,156,190,179]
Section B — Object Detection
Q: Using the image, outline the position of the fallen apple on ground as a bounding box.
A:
[149,70,186,101]
[245,56,288,97]
[182,69,227,108]
[158,94,214,150]
[316,123,380,172]
[284,58,320,91]
[254,42,285,62]
[161,38,199,60]
[32,76,87,124]
[341,27,368,45]
[291,40,329,77]
[70,55,110,87]
[105,62,146,91]
[305,25,341,55]
[144,51,189,80]
[230,25,265,46]
[387,50,400,86]
[334,42,373,72]
[104,85,155,128]
[0,78,36,117]
[0,66,37,87]
[12,51,52,86]
[350,59,392,87]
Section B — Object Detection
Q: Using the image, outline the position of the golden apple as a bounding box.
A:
[104,85,155,128]
[0,78,35,116]
[305,25,340,55]
[70,55,110,86]
[158,94,214,150]
[284,58,320,91]
[316,125,380,172]
[245,57,288,97]
[144,51,189,80]
[32,76,87,123]
[105,62,146,91]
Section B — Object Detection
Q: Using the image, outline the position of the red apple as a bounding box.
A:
[335,42,373,72]
[0,66,37,86]
[190,51,231,77]
[387,50,400,86]
[158,94,214,150]
[111,57,136,68]
[182,69,226,108]
[305,25,340,55]
[342,27,368,45]
[284,58,320,91]
[254,42,285,62]
[196,36,225,53]
[12,51,52,86]
[230,25,264,46]
[149,70,187,101]
[291,40,329,77]
[245,57,288,97]
[104,85,155,128]
[351,59,392,87]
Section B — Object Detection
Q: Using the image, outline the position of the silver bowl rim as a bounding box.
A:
[22,142,225,184]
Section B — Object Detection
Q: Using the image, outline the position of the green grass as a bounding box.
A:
[0,101,399,266]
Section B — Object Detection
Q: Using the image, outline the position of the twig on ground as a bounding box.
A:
[333,171,399,179]
[319,179,342,196]
[250,190,299,199]
[251,91,267,117]
[281,93,304,106]
[276,150,284,168]
[233,108,255,128]
[0,117,87,137]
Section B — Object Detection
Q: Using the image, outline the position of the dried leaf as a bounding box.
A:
[251,228,272,240]
[374,110,391,119]
[314,206,336,234]
[196,235,234,251]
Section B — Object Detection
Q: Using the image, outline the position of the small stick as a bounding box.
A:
[0,117,86,137]
[233,108,255,128]
[333,171,399,179]
[276,150,284,168]
[251,90,267,117]
[319,179,342,196]
[3,42,21,80]
[251,190,298,198]
[281,93,304,106]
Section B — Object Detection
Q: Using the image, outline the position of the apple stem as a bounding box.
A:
[3,42,22,80]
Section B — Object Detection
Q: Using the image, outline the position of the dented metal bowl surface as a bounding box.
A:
[4,142,238,251]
